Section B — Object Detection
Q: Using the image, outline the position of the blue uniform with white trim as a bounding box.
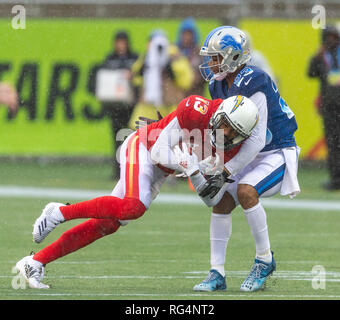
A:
[254,163,286,196]
[209,65,298,152]
[209,65,298,195]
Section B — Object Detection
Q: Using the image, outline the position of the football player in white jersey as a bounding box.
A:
[186,26,301,292]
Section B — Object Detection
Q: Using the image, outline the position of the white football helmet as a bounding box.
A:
[210,95,259,150]
[199,26,251,81]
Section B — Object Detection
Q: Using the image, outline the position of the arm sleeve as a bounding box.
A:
[224,91,267,176]
[150,117,183,171]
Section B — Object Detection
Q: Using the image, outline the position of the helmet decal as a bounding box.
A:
[203,26,229,47]
[230,95,244,113]
[209,95,259,150]
[219,35,243,52]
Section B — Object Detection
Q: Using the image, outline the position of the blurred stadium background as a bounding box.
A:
[1,0,340,161]
[0,0,340,300]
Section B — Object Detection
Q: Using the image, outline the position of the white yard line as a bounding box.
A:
[3,270,339,298]
[4,292,340,298]
[2,270,340,281]
[0,185,339,211]
[6,259,327,265]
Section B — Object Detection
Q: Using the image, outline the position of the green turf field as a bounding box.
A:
[0,161,339,300]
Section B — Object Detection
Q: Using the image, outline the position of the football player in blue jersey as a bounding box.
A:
[191,26,300,292]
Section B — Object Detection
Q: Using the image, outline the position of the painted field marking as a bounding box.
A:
[0,185,339,211]
[3,292,340,299]
[3,270,340,282]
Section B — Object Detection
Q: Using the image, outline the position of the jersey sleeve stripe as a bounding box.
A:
[125,134,140,199]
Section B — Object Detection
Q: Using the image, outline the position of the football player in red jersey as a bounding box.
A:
[14,95,258,289]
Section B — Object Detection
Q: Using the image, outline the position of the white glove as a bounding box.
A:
[198,154,221,176]
[173,143,199,177]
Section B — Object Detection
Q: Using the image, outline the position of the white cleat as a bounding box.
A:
[14,255,49,289]
[33,202,65,243]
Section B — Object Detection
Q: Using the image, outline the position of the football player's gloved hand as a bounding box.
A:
[173,143,199,177]
[198,170,235,199]
[135,111,163,129]
[198,154,221,176]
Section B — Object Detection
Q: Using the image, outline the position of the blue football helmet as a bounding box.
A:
[199,26,251,81]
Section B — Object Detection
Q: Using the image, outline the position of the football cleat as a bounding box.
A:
[193,269,226,292]
[14,255,49,289]
[33,202,65,243]
[240,252,276,292]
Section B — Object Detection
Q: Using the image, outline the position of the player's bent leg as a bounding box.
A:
[193,191,235,292]
[32,218,121,266]
[58,196,146,221]
[240,205,276,292]
[18,218,121,289]
[32,197,146,244]
[237,184,276,292]
[237,184,259,210]
[213,190,236,214]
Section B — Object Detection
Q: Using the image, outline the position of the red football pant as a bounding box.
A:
[59,196,146,221]
[33,131,149,266]
[33,218,120,265]
[33,197,146,265]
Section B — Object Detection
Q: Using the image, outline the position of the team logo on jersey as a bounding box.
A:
[234,67,254,87]
[231,95,244,113]
[244,77,252,86]
[234,75,243,87]
[193,97,208,115]
[241,67,254,77]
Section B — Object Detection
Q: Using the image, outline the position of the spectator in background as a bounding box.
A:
[176,17,205,96]
[0,82,19,114]
[129,29,194,129]
[308,25,340,190]
[94,30,138,180]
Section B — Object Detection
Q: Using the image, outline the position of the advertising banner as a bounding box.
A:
[0,18,218,156]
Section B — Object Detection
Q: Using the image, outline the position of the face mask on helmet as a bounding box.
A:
[209,95,259,151]
[209,114,246,151]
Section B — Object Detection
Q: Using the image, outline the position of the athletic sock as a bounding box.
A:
[210,213,232,277]
[60,196,146,221]
[243,202,272,263]
[33,218,120,265]
[256,250,272,263]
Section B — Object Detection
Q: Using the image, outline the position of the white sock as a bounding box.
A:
[55,206,66,223]
[210,213,232,277]
[31,256,43,268]
[243,202,272,263]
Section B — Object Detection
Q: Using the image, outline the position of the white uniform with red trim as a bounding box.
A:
[110,95,241,210]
